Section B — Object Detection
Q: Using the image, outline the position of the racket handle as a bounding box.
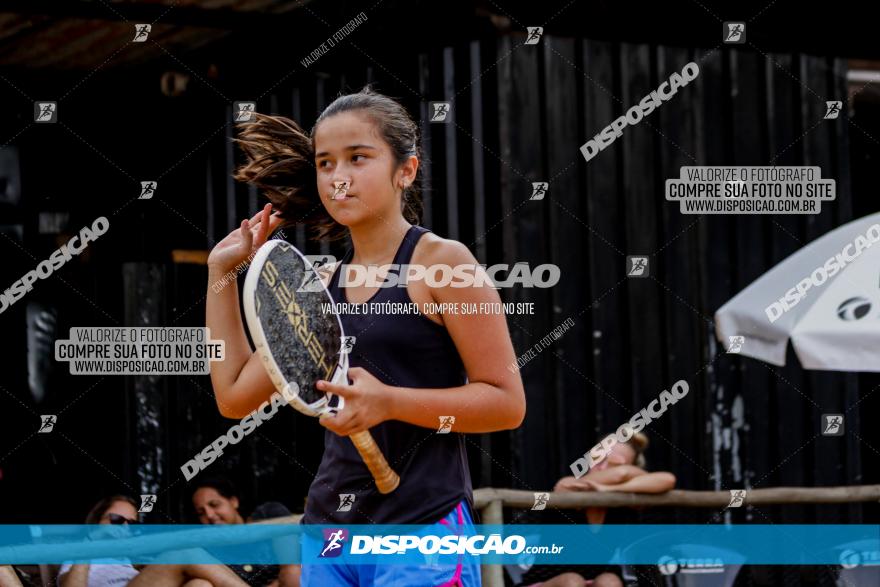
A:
[349,430,400,494]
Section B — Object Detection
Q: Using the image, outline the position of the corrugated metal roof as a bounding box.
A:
[0,0,312,71]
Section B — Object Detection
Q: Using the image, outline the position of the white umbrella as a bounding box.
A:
[715,211,880,371]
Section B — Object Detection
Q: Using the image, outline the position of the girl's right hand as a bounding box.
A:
[207,203,283,272]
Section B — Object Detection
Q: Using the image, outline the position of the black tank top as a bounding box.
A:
[301,225,474,525]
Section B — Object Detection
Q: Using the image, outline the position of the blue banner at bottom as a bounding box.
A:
[0,524,877,567]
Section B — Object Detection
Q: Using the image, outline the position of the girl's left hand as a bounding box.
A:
[316,367,394,436]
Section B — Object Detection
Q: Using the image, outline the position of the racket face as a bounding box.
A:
[243,240,345,417]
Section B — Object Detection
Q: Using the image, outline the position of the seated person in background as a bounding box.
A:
[58,494,246,587]
[192,477,300,587]
[57,495,141,587]
[518,432,676,587]
[554,432,677,526]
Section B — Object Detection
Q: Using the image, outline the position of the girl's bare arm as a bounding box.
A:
[555,466,640,491]
[605,472,676,493]
[206,204,283,418]
[386,239,526,431]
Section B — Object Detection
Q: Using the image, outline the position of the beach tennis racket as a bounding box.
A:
[243,239,400,494]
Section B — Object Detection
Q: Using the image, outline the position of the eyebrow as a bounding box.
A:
[314,144,378,158]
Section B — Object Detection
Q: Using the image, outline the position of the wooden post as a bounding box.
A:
[481,499,505,587]
[122,263,166,506]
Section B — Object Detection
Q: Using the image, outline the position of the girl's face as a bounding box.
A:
[192,487,242,525]
[313,111,415,229]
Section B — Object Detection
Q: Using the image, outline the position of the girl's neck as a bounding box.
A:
[349,216,413,266]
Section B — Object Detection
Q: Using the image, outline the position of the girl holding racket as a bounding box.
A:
[206,86,526,586]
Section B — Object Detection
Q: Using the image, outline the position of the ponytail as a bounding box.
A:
[232,113,347,242]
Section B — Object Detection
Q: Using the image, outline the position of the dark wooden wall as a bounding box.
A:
[1,31,876,537]
[402,35,867,526]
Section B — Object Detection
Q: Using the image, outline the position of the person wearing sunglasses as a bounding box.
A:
[516,433,677,587]
[57,494,248,587]
[103,512,138,525]
[57,495,141,587]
